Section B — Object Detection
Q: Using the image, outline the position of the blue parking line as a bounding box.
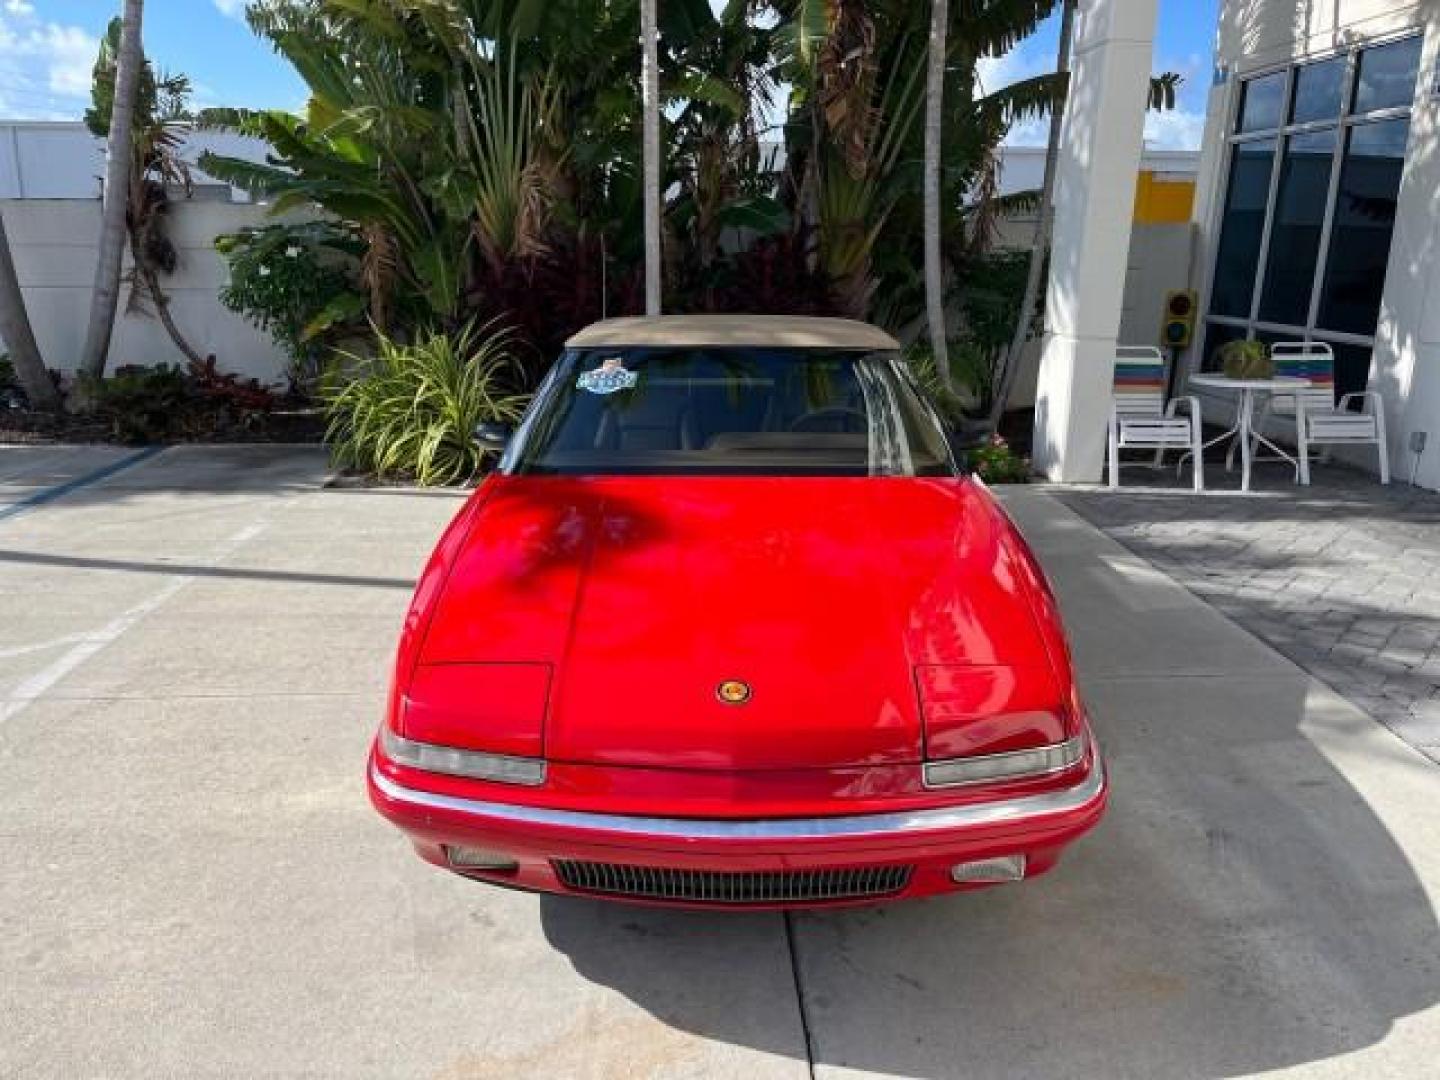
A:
[0,447,164,524]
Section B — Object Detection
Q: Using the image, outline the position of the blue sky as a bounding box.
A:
[6,1,1217,149]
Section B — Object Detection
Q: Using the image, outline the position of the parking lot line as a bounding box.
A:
[0,521,270,725]
[0,446,163,524]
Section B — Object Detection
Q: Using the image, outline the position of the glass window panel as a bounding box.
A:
[1353,35,1423,113]
[514,348,954,477]
[1257,129,1337,325]
[1313,339,1373,401]
[1317,119,1409,336]
[1209,138,1277,318]
[1237,71,1287,132]
[1290,57,1346,123]
[1251,328,1292,350]
[1200,322,1246,373]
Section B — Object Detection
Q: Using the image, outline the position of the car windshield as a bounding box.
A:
[505,347,955,477]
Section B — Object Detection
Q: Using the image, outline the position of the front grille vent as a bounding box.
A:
[551,860,912,904]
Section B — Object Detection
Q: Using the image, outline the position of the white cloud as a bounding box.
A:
[975,44,1062,148]
[980,41,1212,152]
[0,6,98,118]
[214,1,248,19]
[35,23,95,97]
[975,45,1053,98]
[1002,106,1208,153]
[1144,108,1207,151]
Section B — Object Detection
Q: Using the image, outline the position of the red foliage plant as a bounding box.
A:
[187,355,277,412]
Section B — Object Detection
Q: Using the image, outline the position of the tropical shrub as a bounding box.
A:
[197,0,1081,387]
[187,356,279,414]
[91,364,195,443]
[217,221,365,387]
[83,360,279,443]
[324,325,530,486]
[967,434,1031,484]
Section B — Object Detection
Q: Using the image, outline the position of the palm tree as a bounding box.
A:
[0,211,60,410]
[923,0,951,391]
[86,19,207,369]
[80,0,145,382]
[641,0,662,315]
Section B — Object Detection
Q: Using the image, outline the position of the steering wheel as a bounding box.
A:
[787,406,867,433]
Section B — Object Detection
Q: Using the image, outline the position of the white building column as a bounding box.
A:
[1033,0,1158,482]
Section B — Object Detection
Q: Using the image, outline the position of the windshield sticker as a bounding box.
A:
[576,357,639,395]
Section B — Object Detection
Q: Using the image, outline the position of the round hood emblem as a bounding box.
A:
[716,680,752,705]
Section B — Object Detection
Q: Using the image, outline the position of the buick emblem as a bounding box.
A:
[716,680,752,705]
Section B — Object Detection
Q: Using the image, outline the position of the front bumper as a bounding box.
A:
[367,744,1108,909]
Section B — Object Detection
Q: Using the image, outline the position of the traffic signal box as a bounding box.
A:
[1162,289,1197,348]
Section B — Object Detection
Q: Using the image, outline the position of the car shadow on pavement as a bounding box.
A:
[541,671,1440,1079]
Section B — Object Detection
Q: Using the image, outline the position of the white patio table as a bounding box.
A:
[1188,374,1312,493]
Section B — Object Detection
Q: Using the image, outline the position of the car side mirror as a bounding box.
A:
[473,422,513,452]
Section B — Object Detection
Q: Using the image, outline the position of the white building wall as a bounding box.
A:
[996,146,1197,201]
[0,121,271,201]
[1191,1,1440,488]
[4,199,291,384]
[0,121,293,385]
[1385,25,1440,489]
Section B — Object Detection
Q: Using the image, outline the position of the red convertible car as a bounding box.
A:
[368,315,1106,908]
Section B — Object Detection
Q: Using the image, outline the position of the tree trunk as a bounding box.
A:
[0,208,60,410]
[640,0,662,316]
[923,0,952,392]
[129,227,204,368]
[986,0,1076,434]
[79,0,145,382]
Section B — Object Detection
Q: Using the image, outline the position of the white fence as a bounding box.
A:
[4,197,291,385]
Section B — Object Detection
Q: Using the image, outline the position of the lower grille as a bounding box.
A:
[552,860,913,904]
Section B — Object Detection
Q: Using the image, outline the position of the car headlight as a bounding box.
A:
[380,727,546,786]
[923,733,1086,788]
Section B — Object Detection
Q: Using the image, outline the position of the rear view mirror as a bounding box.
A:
[473,422,513,451]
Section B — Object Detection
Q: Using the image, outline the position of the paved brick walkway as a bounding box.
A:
[1054,462,1440,764]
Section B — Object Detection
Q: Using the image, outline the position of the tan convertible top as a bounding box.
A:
[565,314,900,351]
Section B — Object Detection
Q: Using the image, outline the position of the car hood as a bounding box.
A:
[418,475,1056,770]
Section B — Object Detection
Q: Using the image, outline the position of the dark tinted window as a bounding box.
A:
[1353,36,1423,114]
[1210,138,1277,317]
[1201,321,1246,373]
[1258,129,1336,325]
[1315,339,1374,400]
[1291,57,1346,123]
[1237,71,1287,132]
[1318,119,1409,335]
[509,348,954,477]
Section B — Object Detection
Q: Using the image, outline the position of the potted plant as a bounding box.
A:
[1215,339,1273,380]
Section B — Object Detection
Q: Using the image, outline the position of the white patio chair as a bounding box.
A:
[1254,342,1390,485]
[1107,346,1204,492]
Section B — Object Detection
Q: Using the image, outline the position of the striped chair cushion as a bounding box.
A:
[1113,351,1166,416]
[1271,344,1337,414]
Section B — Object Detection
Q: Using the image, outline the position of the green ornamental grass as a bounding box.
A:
[325,323,530,486]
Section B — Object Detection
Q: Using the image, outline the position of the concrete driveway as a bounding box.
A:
[2,445,1438,1079]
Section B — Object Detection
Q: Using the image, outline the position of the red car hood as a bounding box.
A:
[417,475,1056,770]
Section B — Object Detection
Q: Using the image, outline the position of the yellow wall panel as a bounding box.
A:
[1133,171,1195,224]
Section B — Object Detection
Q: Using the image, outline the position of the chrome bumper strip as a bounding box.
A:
[371,754,1105,842]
